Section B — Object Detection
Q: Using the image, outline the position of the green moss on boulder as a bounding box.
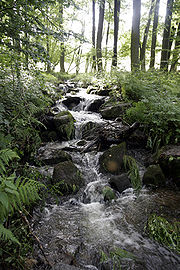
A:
[54,111,75,140]
[52,161,84,194]
[99,142,126,174]
[143,165,166,187]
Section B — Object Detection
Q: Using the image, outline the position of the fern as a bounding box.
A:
[0,149,19,174]
[0,224,20,245]
[123,155,142,191]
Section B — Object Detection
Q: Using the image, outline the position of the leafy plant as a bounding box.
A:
[100,247,137,270]
[123,155,142,191]
[145,214,180,253]
[0,149,45,244]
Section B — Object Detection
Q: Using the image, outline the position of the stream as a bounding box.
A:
[32,82,180,270]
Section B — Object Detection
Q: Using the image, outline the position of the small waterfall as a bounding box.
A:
[33,84,180,270]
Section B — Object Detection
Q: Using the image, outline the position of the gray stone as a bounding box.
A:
[37,149,72,165]
[52,263,82,270]
[52,161,84,194]
[143,164,166,187]
[100,103,130,120]
[109,173,132,193]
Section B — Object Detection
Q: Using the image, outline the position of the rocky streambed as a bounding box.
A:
[31,81,180,270]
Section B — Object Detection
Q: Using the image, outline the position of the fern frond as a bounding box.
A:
[0,149,19,174]
[0,224,20,245]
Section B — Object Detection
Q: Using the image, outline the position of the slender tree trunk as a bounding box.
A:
[167,26,176,62]
[160,0,174,71]
[104,3,111,71]
[170,23,180,71]
[96,0,105,72]
[112,0,121,67]
[131,0,141,71]
[140,0,155,70]
[76,47,82,75]
[149,0,160,69]
[46,35,51,73]
[92,0,96,71]
[59,4,65,73]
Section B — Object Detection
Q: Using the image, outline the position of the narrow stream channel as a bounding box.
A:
[33,83,180,270]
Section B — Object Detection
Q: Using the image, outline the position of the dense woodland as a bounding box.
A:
[0,0,180,269]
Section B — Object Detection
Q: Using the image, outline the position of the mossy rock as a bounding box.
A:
[52,161,84,194]
[37,149,72,165]
[102,186,116,201]
[100,103,131,120]
[109,173,132,193]
[54,111,75,140]
[158,145,180,187]
[143,165,166,187]
[99,142,126,174]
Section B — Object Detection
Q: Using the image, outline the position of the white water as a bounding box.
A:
[34,85,180,270]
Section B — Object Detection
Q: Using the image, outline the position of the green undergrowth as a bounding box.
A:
[145,214,180,253]
[96,70,180,149]
[100,247,137,270]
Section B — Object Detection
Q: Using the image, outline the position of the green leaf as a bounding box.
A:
[0,192,9,209]
[4,181,17,191]
[4,188,19,196]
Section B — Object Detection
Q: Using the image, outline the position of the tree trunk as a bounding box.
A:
[167,26,176,62]
[149,0,160,69]
[160,0,174,71]
[170,23,180,71]
[104,3,111,71]
[131,0,141,71]
[112,0,121,67]
[59,4,65,73]
[46,34,51,73]
[140,0,155,70]
[92,0,96,72]
[96,0,105,72]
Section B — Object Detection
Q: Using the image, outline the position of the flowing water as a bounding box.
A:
[33,84,180,270]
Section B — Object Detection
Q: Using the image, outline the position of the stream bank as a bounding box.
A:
[32,81,180,270]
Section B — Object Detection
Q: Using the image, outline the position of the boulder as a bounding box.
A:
[62,96,82,110]
[142,165,166,187]
[54,111,75,140]
[86,98,105,112]
[52,263,81,270]
[158,145,180,187]
[100,103,130,120]
[109,173,132,193]
[52,161,84,194]
[99,142,126,174]
[81,121,102,140]
[102,186,116,201]
[37,149,72,165]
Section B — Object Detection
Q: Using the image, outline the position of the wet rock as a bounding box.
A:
[52,263,82,270]
[109,173,132,193]
[86,98,105,112]
[99,142,126,174]
[97,89,111,96]
[52,161,84,194]
[100,103,131,120]
[143,165,166,187]
[102,186,116,201]
[41,130,58,142]
[158,145,180,187]
[54,111,75,140]
[62,96,82,110]
[37,149,72,165]
[81,122,102,141]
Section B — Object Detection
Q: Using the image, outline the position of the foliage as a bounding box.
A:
[123,155,142,191]
[111,70,180,148]
[145,214,180,253]
[0,149,45,246]
[0,67,52,156]
[100,247,137,270]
